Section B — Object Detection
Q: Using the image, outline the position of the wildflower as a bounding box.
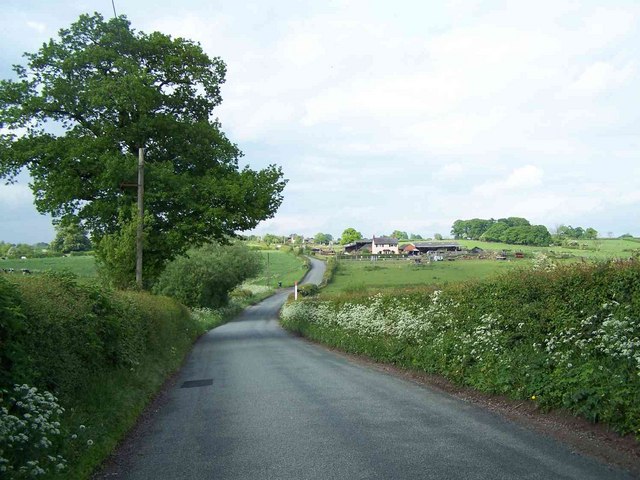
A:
[87,439,94,446]
[531,395,537,400]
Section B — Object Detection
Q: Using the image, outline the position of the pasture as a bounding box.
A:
[0,254,97,278]
[322,238,638,296]
[0,248,309,289]
[453,238,638,260]
[322,258,522,295]
[246,250,309,288]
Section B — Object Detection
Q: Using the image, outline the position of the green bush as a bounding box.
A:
[229,288,254,299]
[94,209,167,289]
[297,284,319,297]
[0,277,25,388]
[2,273,191,401]
[321,256,337,287]
[154,242,263,308]
[281,260,640,437]
[1,272,205,478]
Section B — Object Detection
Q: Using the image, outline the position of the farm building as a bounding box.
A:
[343,239,373,254]
[400,244,419,255]
[411,242,462,254]
[372,236,399,255]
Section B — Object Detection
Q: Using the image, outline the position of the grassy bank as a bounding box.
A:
[246,249,309,288]
[0,273,238,479]
[281,260,640,438]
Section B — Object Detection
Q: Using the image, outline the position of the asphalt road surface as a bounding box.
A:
[99,258,635,479]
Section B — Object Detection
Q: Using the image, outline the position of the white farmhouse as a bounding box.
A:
[371,236,399,255]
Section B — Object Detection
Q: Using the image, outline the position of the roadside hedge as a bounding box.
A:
[281,259,640,437]
[0,272,210,479]
[2,273,195,401]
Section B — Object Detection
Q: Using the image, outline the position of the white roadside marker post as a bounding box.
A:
[294,281,298,301]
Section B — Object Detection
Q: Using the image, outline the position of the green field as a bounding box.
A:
[322,258,522,295]
[322,238,638,296]
[454,238,638,260]
[247,250,309,288]
[0,248,309,289]
[0,255,97,278]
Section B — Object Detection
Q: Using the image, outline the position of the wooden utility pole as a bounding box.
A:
[136,147,144,288]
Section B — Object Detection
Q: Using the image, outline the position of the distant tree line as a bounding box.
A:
[0,219,93,259]
[389,231,425,241]
[451,217,552,246]
[554,225,598,240]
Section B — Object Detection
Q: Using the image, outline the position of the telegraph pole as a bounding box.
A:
[136,147,144,288]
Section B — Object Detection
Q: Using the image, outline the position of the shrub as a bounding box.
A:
[154,242,263,308]
[3,273,143,398]
[297,284,319,297]
[0,278,25,388]
[1,273,202,478]
[321,257,337,287]
[2,273,194,402]
[229,288,254,299]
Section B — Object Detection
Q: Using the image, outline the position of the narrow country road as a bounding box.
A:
[98,258,634,479]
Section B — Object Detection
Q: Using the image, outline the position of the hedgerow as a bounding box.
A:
[281,259,640,437]
[320,256,337,287]
[0,272,212,478]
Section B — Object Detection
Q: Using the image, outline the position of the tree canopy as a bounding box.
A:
[0,13,286,286]
[340,228,362,245]
[451,217,551,246]
[555,225,598,240]
[262,234,284,245]
[390,230,409,240]
[314,233,333,244]
[50,218,92,253]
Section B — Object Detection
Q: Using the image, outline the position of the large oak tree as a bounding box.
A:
[0,13,286,286]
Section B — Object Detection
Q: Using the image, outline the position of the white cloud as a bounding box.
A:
[2,1,640,240]
[437,163,465,179]
[569,62,635,95]
[473,165,544,197]
[0,183,33,207]
[26,21,46,33]
[276,30,325,67]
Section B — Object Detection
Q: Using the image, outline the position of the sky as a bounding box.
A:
[1,0,639,244]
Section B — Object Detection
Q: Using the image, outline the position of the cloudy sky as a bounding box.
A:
[1,0,639,244]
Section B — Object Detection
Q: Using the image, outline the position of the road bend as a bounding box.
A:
[99,257,634,479]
